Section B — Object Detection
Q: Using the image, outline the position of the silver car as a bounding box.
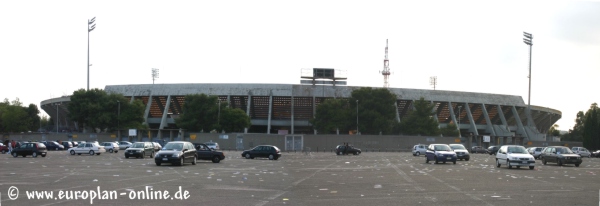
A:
[119,141,133,150]
[101,142,119,153]
[572,147,591,158]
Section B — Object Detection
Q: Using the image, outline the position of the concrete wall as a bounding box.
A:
[3,133,581,152]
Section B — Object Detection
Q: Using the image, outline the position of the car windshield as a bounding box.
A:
[434,145,451,151]
[450,145,466,150]
[163,143,184,151]
[556,147,574,154]
[507,146,528,154]
[131,143,145,148]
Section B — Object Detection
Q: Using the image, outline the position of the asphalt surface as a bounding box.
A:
[0,150,599,206]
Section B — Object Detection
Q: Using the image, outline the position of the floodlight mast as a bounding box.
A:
[87,17,96,91]
[523,32,533,126]
[152,68,160,84]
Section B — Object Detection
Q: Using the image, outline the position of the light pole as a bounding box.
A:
[217,100,221,126]
[117,100,120,139]
[152,68,160,84]
[523,32,533,126]
[55,103,62,133]
[356,100,359,135]
[457,105,462,138]
[87,17,96,91]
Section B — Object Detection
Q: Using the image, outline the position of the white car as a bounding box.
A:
[152,142,162,152]
[68,142,106,156]
[449,144,470,161]
[571,147,591,158]
[412,144,427,156]
[495,145,535,170]
[101,142,119,153]
[204,142,220,150]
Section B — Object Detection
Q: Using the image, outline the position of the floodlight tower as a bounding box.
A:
[523,32,533,126]
[152,68,159,84]
[87,17,96,91]
[430,76,437,90]
[380,39,391,88]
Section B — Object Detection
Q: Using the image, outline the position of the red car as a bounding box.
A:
[0,143,8,154]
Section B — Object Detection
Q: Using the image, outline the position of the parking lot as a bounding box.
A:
[0,150,598,205]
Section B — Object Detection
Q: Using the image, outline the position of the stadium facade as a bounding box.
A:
[40,83,561,142]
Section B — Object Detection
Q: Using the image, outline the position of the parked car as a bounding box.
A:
[592,150,600,158]
[0,143,8,154]
[71,141,79,147]
[43,141,64,151]
[62,141,74,150]
[529,147,544,159]
[471,146,487,154]
[119,141,133,150]
[204,142,220,150]
[412,144,427,156]
[495,145,535,170]
[449,144,470,161]
[68,142,106,155]
[11,142,48,158]
[487,145,499,155]
[571,147,591,158]
[125,142,155,158]
[154,141,197,166]
[540,146,582,167]
[101,142,119,153]
[194,143,225,163]
[425,144,457,164]
[241,145,281,160]
[152,142,162,152]
[335,145,362,155]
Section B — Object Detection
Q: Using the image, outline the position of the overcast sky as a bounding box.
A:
[1,0,599,131]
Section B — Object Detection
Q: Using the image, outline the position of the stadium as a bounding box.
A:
[40,68,561,146]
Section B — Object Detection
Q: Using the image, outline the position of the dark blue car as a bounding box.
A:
[425,144,457,164]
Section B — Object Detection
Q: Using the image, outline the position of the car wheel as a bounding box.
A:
[354,152,358,155]
[55,148,58,151]
[155,162,161,166]
[338,151,342,155]
[496,159,501,167]
[212,156,221,163]
[465,158,470,161]
[12,152,18,158]
[542,158,547,165]
[269,154,274,160]
[245,153,251,159]
[32,152,38,158]
[70,150,75,155]
[41,154,46,157]
[575,163,580,167]
[1,150,5,154]
[115,151,118,153]
[125,155,129,159]
[453,161,456,164]
[109,149,113,153]
[89,150,95,156]
[192,156,197,165]
[589,154,591,158]
[434,156,438,164]
[179,157,184,166]
[529,166,534,170]
[416,152,420,156]
[425,156,429,163]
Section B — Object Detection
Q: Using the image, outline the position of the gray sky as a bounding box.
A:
[1,0,599,130]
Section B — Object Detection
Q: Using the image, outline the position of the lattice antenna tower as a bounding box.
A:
[152,68,159,84]
[430,76,437,90]
[380,39,391,88]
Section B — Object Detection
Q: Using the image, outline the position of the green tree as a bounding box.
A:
[440,122,459,137]
[175,94,220,132]
[583,103,600,150]
[548,124,560,137]
[350,88,398,134]
[0,98,40,133]
[562,111,585,141]
[219,107,251,133]
[398,97,440,136]
[310,99,350,134]
[68,89,145,132]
